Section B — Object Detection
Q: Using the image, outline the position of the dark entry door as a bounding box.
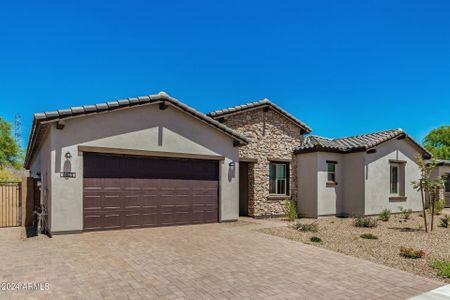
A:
[239,162,249,216]
[83,153,219,231]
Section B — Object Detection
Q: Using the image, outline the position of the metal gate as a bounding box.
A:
[0,182,21,227]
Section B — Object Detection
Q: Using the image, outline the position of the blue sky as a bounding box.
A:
[1,1,449,149]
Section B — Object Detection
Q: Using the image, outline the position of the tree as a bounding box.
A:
[0,117,22,169]
[423,125,450,160]
[411,154,446,232]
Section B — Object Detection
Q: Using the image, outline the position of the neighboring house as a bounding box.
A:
[25,92,248,234]
[207,99,312,217]
[430,160,450,207]
[24,92,432,234]
[295,130,432,217]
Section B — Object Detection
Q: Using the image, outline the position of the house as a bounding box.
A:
[294,130,432,217]
[25,92,432,234]
[430,160,450,207]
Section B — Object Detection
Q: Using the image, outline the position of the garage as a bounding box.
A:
[83,153,219,231]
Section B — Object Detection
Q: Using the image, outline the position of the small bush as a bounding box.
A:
[379,209,391,222]
[440,215,450,228]
[360,233,378,240]
[399,246,425,259]
[292,222,319,232]
[353,217,377,228]
[310,236,322,243]
[398,206,413,220]
[434,199,445,215]
[283,199,297,222]
[432,260,450,278]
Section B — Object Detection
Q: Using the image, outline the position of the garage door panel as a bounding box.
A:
[103,213,122,229]
[83,154,219,231]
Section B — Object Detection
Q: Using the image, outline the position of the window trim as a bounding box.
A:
[326,161,337,184]
[390,164,399,195]
[269,162,289,196]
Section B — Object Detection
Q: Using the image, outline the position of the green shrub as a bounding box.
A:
[398,206,413,220]
[353,217,377,228]
[292,222,319,232]
[432,260,450,278]
[399,246,425,259]
[283,199,297,222]
[360,233,378,240]
[439,215,450,228]
[434,199,445,215]
[379,209,391,222]
[310,236,322,243]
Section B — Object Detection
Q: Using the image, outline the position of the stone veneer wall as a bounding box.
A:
[222,108,305,217]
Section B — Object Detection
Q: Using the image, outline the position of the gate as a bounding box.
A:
[0,182,21,227]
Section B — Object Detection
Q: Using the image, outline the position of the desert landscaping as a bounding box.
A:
[260,209,450,283]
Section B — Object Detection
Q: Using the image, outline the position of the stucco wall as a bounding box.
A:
[342,152,366,216]
[296,152,318,217]
[364,139,423,215]
[221,108,304,216]
[317,153,343,216]
[37,103,239,233]
[29,130,53,229]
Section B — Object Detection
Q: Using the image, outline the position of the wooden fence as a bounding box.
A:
[0,182,21,227]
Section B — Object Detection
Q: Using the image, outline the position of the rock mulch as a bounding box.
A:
[259,213,450,283]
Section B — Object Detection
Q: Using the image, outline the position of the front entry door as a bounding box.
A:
[239,162,249,216]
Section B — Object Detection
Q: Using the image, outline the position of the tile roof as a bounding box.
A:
[25,92,249,168]
[295,128,432,158]
[207,99,312,133]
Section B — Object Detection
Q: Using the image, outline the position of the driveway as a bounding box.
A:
[0,219,442,299]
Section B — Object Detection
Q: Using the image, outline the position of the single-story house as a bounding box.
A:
[25,92,432,234]
[430,160,450,207]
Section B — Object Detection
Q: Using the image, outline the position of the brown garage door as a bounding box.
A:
[83,153,219,231]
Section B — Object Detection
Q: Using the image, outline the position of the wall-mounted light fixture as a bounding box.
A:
[65,152,72,159]
[229,161,236,167]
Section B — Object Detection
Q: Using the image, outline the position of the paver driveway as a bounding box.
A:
[0,219,443,299]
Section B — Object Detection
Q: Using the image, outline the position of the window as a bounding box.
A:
[327,161,337,183]
[390,164,399,195]
[269,163,288,195]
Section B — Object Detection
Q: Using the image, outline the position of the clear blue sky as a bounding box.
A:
[1,1,449,149]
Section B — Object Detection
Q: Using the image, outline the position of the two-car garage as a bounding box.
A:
[83,153,220,231]
[25,93,244,234]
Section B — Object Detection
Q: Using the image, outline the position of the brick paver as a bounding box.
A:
[0,219,443,299]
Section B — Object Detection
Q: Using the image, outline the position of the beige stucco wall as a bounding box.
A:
[364,139,423,215]
[342,152,366,216]
[32,103,240,233]
[221,108,304,216]
[297,152,318,217]
[29,130,53,229]
[296,139,423,217]
[317,153,344,216]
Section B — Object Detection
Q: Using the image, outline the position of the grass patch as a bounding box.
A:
[310,236,322,243]
[360,233,378,240]
[292,222,319,232]
[432,260,450,278]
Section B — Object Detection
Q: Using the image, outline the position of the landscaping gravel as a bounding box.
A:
[259,213,450,283]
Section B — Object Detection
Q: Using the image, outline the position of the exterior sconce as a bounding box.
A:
[65,152,72,159]
[229,161,236,167]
